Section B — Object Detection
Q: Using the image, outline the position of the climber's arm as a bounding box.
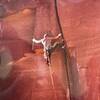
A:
[32,38,43,43]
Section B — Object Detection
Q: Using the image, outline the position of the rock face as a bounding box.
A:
[0,0,100,100]
[59,0,100,99]
[0,5,6,18]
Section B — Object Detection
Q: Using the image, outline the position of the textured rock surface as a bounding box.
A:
[0,0,100,100]
[58,0,100,99]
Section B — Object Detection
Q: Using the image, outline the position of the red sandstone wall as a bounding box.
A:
[58,0,100,99]
[0,0,100,99]
[0,9,35,59]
